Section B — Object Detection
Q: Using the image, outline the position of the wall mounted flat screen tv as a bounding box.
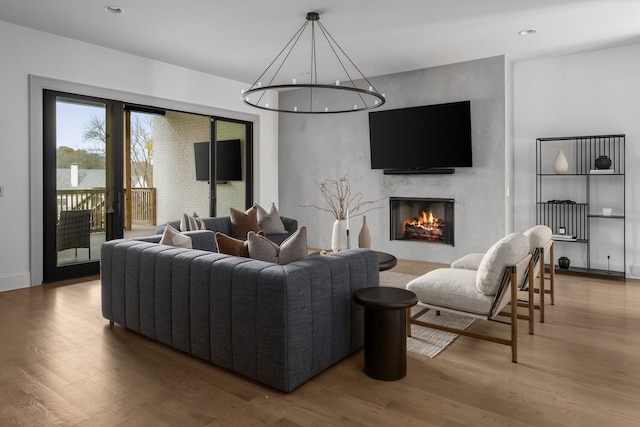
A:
[369,100,472,172]
[194,139,242,182]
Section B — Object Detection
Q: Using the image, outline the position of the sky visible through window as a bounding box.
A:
[56,101,105,149]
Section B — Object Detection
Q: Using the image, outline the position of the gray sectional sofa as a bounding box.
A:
[100,237,379,392]
[155,216,298,245]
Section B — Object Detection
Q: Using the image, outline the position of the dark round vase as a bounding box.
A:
[558,256,570,269]
[595,155,612,170]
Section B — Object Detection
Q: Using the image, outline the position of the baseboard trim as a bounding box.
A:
[0,272,31,293]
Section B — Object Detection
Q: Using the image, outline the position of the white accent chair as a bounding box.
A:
[406,232,533,362]
[451,225,555,325]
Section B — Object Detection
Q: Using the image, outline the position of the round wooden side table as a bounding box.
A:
[353,287,418,380]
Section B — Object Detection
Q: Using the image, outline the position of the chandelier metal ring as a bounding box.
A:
[242,12,386,114]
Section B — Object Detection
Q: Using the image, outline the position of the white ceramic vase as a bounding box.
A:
[554,149,569,174]
[358,215,372,248]
[331,219,348,252]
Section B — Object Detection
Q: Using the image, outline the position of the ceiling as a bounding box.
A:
[2,0,640,85]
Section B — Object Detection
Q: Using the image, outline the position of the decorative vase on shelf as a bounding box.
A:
[358,215,372,248]
[331,219,348,252]
[595,155,612,170]
[554,149,569,174]
[558,256,570,269]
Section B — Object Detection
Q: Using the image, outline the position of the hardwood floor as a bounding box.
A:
[1,263,639,426]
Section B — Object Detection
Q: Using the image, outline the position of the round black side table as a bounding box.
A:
[353,287,418,381]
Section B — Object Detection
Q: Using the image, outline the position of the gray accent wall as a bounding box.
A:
[279,55,514,263]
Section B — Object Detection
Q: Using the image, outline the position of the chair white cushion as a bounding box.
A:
[476,232,529,296]
[523,225,552,253]
[451,253,484,270]
[407,268,494,316]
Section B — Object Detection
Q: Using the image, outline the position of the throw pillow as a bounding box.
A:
[256,202,286,234]
[229,205,260,238]
[180,212,206,232]
[248,226,308,265]
[160,224,193,249]
[215,232,250,257]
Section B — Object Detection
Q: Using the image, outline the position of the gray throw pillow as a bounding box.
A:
[256,202,287,234]
[248,226,307,265]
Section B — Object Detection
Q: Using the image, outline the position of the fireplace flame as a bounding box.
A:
[402,210,444,240]
[404,210,440,230]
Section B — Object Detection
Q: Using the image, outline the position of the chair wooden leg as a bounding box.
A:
[549,243,555,305]
[511,267,518,363]
[539,248,545,323]
[528,258,535,334]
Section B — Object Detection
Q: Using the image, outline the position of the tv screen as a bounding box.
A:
[369,100,472,171]
[194,139,242,182]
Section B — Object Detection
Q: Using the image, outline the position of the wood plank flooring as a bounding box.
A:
[1,263,639,426]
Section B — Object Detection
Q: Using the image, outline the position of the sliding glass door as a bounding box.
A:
[43,91,124,282]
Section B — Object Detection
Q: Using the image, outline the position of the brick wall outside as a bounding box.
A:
[153,112,248,224]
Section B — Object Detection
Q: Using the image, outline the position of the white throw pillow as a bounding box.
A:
[160,224,193,249]
[256,202,287,234]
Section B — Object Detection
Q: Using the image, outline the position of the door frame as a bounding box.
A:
[29,76,260,286]
[210,116,254,216]
[42,90,125,282]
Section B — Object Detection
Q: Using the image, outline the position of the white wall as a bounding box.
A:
[0,20,278,291]
[514,43,640,278]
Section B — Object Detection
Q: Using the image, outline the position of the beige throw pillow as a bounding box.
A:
[230,205,261,238]
[248,226,308,265]
[256,202,286,234]
[160,224,193,249]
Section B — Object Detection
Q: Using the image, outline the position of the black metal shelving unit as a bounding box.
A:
[536,134,625,279]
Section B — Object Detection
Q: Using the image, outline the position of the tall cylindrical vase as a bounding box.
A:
[358,215,372,248]
[331,219,348,252]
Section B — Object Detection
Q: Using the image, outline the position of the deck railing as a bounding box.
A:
[128,188,157,226]
[57,188,156,232]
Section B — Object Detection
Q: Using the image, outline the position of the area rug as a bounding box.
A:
[379,271,475,358]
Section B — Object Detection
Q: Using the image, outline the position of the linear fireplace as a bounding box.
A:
[390,197,455,245]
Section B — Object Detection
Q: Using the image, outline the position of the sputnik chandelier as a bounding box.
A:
[242,12,386,114]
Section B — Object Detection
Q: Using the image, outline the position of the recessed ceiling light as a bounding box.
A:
[104,6,124,14]
[519,29,537,36]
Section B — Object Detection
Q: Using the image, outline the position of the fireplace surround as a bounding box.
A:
[390,197,455,245]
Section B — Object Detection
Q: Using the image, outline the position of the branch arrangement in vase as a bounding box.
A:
[301,171,387,220]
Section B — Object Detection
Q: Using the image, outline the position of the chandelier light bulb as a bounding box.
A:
[336,80,340,86]
[265,103,269,108]
[354,105,358,110]
[369,86,373,91]
[292,78,296,84]
[293,106,298,112]
[325,107,329,112]
[257,82,262,87]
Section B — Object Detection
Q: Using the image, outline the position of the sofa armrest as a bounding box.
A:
[137,230,217,252]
